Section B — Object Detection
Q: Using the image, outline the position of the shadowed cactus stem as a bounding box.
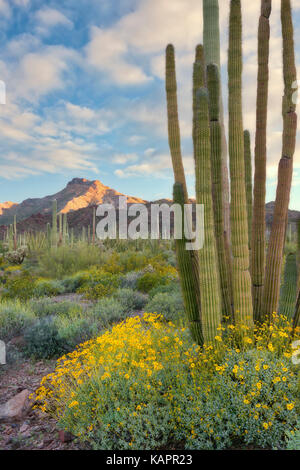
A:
[173,182,203,345]
[262,0,297,319]
[244,130,253,251]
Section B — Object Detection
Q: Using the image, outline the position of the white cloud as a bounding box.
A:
[112,153,139,164]
[13,0,30,6]
[35,8,73,35]
[0,0,11,18]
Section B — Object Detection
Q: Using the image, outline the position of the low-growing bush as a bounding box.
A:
[148,281,180,299]
[24,317,66,359]
[91,298,127,326]
[2,272,37,300]
[0,300,36,341]
[33,279,66,297]
[136,272,171,293]
[119,271,143,290]
[77,271,121,300]
[145,292,184,322]
[286,422,300,450]
[33,315,300,450]
[112,288,148,313]
[29,298,82,318]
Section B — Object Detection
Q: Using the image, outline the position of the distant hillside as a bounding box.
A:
[0,179,299,239]
[0,178,145,226]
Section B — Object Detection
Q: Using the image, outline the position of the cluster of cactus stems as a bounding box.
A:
[166,0,298,344]
[279,252,298,319]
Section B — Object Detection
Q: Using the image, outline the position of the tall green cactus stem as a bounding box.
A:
[203,0,230,239]
[165,44,188,201]
[92,207,96,245]
[58,213,63,245]
[173,182,203,345]
[13,215,17,250]
[279,253,298,319]
[228,0,253,326]
[51,200,57,247]
[252,0,272,320]
[193,45,205,158]
[62,213,67,245]
[293,289,300,329]
[244,130,253,250]
[195,87,222,343]
[165,44,200,289]
[262,0,297,319]
[207,64,233,319]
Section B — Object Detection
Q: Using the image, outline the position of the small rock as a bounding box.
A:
[19,423,30,433]
[58,430,75,443]
[0,390,32,422]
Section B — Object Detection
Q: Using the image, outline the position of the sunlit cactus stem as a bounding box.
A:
[203,0,230,239]
[92,207,96,245]
[13,215,17,250]
[228,0,253,326]
[195,87,222,343]
[244,130,253,251]
[207,63,233,319]
[173,182,203,345]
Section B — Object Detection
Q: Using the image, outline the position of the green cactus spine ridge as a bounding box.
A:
[279,253,298,319]
[194,86,222,343]
[203,0,230,239]
[244,130,253,251]
[252,0,271,321]
[51,199,58,248]
[173,182,203,345]
[207,63,233,319]
[228,0,253,326]
[262,0,297,320]
[165,44,188,201]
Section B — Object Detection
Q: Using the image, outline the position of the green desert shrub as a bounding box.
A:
[2,272,37,300]
[286,422,300,450]
[91,298,127,326]
[37,244,108,278]
[29,298,82,318]
[148,281,180,299]
[136,272,171,294]
[119,271,143,290]
[33,279,66,298]
[0,300,36,341]
[77,271,121,300]
[112,288,148,313]
[145,292,184,322]
[56,316,99,351]
[24,317,66,359]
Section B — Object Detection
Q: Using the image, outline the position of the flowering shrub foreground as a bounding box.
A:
[32,314,300,450]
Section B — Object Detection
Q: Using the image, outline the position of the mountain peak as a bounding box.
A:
[67,178,93,186]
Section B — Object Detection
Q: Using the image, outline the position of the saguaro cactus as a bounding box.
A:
[194,87,222,342]
[251,0,272,320]
[262,0,297,319]
[173,182,203,345]
[228,0,253,325]
[207,63,233,318]
[203,0,230,238]
[244,130,253,250]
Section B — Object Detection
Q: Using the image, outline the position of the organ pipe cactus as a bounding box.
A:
[194,87,222,342]
[252,0,272,320]
[173,182,203,345]
[228,0,253,326]
[52,199,57,248]
[244,130,253,251]
[203,0,230,237]
[279,253,298,319]
[207,63,233,318]
[262,0,297,319]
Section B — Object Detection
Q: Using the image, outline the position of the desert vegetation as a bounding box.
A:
[0,0,300,452]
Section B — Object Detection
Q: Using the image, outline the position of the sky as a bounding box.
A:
[0,0,299,208]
